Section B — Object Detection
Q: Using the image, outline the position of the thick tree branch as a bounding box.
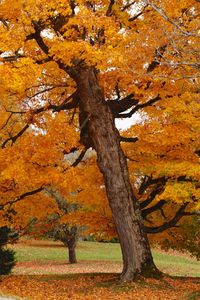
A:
[142,200,166,218]
[51,93,79,112]
[27,20,78,77]
[71,148,88,167]
[32,91,78,114]
[140,185,165,209]
[139,176,167,195]
[114,81,121,100]
[144,203,189,233]
[138,176,167,212]
[107,93,139,116]
[27,21,49,54]
[106,0,115,16]
[35,57,52,64]
[115,95,161,118]
[120,136,138,143]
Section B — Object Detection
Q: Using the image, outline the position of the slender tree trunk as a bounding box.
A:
[60,227,78,264]
[68,240,77,264]
[70,66,158,281]
[62,239,77,264]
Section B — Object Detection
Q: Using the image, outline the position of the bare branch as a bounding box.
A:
[160,61,200,70]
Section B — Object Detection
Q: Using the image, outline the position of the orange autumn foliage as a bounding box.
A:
[0,0,199,255]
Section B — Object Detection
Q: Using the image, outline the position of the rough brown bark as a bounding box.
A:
[62,239,77,264]
[68,242,77,264]
[69,66,158,281]
[56,225,78,264]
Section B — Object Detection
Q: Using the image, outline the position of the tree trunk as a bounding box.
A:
[62,239,77,263]
[68,241,77,264]
[70,66,158,281]
[59,226,78,264]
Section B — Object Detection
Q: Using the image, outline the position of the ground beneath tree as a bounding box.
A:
[1,240,199,299]
[0,273,200,300]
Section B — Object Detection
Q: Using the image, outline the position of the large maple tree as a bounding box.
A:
[0,0,199,280]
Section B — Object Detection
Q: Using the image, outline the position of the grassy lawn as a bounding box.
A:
[14,240,122,262]
[1,240,200,300]
[11,240,200,277]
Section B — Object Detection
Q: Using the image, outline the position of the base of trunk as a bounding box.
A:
[120,264,162,282]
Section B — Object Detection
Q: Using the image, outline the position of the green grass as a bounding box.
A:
[14,241,122,262]
[11,240,200,277]
[153,251,200,277]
